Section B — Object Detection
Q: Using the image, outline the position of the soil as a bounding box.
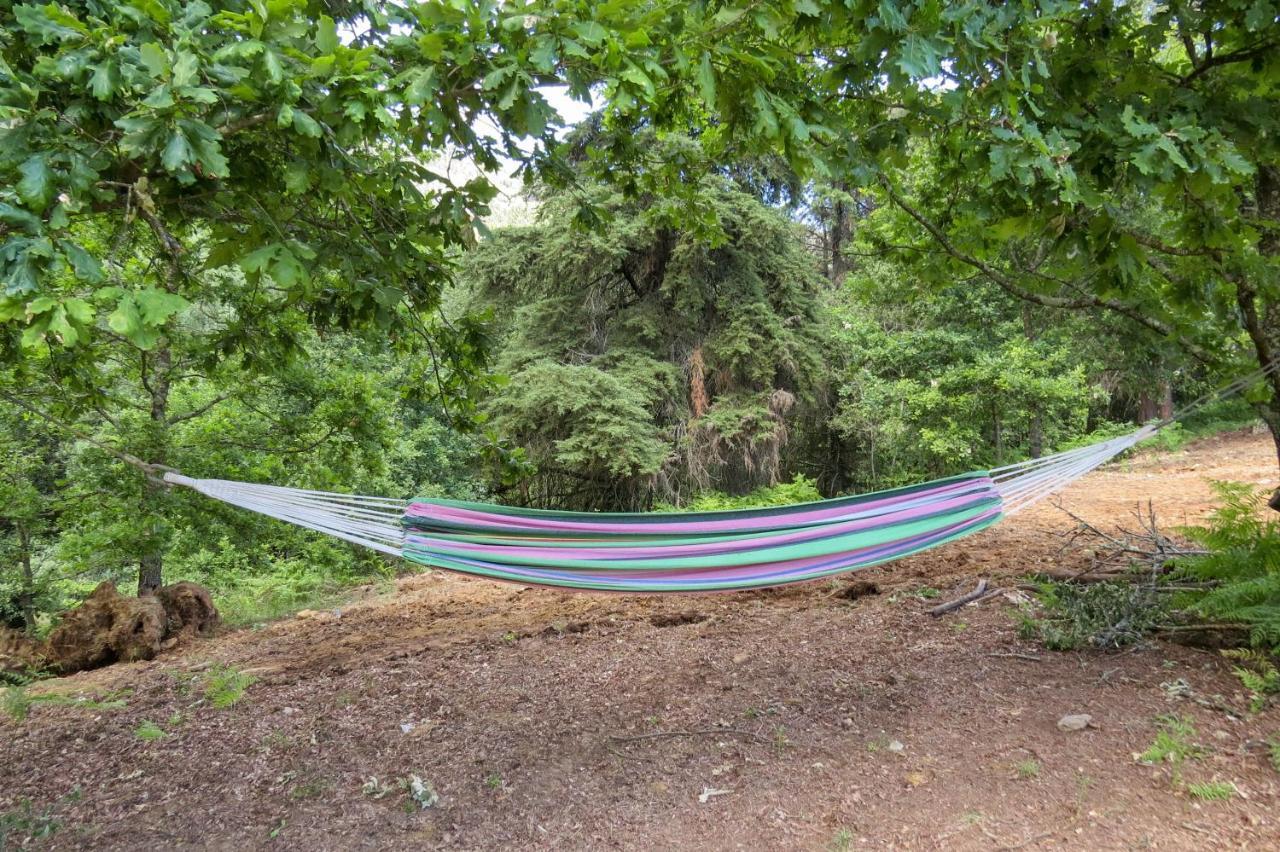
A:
[3,429,1279,851]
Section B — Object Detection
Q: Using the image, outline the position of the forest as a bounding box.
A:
[1,1,1279,846]
[1,0,1274,630]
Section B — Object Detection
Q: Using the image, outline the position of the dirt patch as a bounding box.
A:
[2,432,1278,850]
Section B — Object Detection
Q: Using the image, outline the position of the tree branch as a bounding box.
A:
[880,179,1216,365]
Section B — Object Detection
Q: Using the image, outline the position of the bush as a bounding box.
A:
[1174,483,1280,653]
[667,475,823,512]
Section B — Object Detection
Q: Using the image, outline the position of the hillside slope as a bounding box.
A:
[3,430,1279,850]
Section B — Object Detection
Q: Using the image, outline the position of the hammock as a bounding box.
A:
[160,363,1274,594]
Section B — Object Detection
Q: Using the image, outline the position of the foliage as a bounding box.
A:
[465,172,827,509]
[134,719,166,741]
[0,788,79,848]
[1175,484,1280,652]
[1139,715,1204,786]
[1223,649,1280,712]
[675,475,822,512]
[824,265,1101,486]
[2,685,126,722]
[202,664,254,709]
[1187,780,1238,801]
[1019,578,1168,651]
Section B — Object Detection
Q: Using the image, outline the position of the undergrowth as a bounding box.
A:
[3,686,126,723]
[1022,482,1280,691]
[1018,577,1166,650]
[658,475,822,512]
[202,665,256,709]
[1173,483,1280,653]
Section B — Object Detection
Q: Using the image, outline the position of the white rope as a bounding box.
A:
[164,473,405,556]
[994,424,1157,516]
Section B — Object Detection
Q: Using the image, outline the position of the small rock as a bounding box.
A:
[698,787,731,804]
[887,740,905,753]
[1058,713,1093,731]
[731,652,751,665]
[400,722,415,734]
[841,717,854,729]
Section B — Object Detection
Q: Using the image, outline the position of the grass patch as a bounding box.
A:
[203,664,256,709]
[0,788,80,848]
[3,685,127,723]
[134,720,166,741]
[1187,780,1236,801]
[1139,715,1204,786]
[1016,759,1041,779]
[207,572,354,626]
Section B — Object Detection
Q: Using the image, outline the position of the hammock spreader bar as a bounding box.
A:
[161,360,1278,594]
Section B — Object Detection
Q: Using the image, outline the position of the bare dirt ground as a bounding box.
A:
[3,430,1279,851]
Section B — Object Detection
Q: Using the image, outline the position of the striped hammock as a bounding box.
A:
[163,424,1161,593]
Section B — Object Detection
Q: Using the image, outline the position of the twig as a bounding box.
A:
[985,652,1043,662]
[929,578,988,616]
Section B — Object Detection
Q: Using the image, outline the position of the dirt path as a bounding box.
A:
[3,430,1279,850]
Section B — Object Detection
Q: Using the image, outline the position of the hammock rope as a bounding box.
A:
[162,361,1278,593]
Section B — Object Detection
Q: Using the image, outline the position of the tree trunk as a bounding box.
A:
[828,183,852,285]
[138,345,172,596]
[1239,166,1280,490]
[17,523,35,634]
[1028,413,1044,459]
[1021,305,1043,457]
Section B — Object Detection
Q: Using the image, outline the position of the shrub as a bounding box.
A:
[1174,483,1280,653]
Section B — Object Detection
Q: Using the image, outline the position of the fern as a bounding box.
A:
[1187,780,1236,801]
[1223,649,1280,712]
[1175,483,1280,653]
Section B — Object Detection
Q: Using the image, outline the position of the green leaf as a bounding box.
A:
[173,51,200,87]
[290,110,322,138]
[143,86,176,109]
[107,296,142,336]
[0,202,42,233]
[26,296,57,314]
[135,288,189,325]
[62,297,93,324]
[59,240,104,283]
[283,161,311,194]
[316,15,339,53]
[17,156,53,210]
[239,244,279,273]
[572,21,607,47]
[162,131,195,173]
[405,68,437,105]
[897,34,940,78]
[90,60,119,100]
[140,43,170,78]
[261,49,283,84]
[697,52,717,108]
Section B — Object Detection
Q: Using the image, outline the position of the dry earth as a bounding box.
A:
[3,429,1279,851]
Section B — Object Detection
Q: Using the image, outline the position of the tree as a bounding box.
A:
[461,170,827,510]
[0,0,611,590]
[0,400,61,632]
